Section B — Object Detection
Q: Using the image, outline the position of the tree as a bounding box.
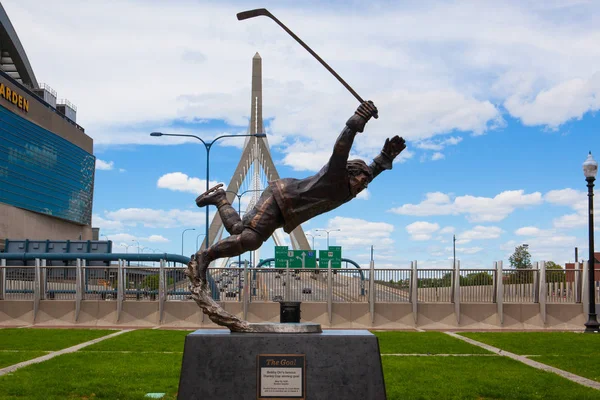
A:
[545,261,566,283]
[509,245,532,269]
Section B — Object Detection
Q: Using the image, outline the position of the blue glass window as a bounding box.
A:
[0,105,95,225]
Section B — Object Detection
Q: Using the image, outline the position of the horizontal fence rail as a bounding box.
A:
[1,255,599,311]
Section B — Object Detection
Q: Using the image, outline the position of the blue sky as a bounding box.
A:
[5,0,599,268]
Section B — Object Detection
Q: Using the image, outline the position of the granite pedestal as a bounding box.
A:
[178,329,386,400]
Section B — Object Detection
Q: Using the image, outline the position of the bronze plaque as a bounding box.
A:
[257,354,306,399]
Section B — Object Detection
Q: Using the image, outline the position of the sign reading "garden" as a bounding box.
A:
[0,82,29,112]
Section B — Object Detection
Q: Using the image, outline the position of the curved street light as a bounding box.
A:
[583,151,599,333]
[306,232,321,250]
[150,131,267,252]
[181,228,196,256]
[315,228,341,248]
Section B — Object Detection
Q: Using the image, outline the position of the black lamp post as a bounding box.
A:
[151,132,266,252]
[583,151,599,333]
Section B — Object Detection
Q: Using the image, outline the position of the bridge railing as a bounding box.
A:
[1,256,597,312]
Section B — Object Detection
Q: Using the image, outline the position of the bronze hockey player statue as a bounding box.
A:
[186,101,406,331]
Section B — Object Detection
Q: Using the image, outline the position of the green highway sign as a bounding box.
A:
[274,246,317,268]
[319,246,342,269]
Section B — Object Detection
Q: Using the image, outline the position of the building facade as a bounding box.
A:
[0,3,95,249]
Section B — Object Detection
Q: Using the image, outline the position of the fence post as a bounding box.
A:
[454,260,461,325]
[81,260,87,300]
[574,262,581,303]
[75,259,82,322]
[496,261,503,325]
[40,259,47,300]
[411,261,418,324]
[243,260,249,321]
[582,261,589,316]
[369,258,375,324]
[492,261,497,303]
[117,259,124,322]
[327,260,333,324]
[533,262,540,303]
[34,258,41,323]
[539,261,547,325]
[159,259,165,324]
[0,258,5,300]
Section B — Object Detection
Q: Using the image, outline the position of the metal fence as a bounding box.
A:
[1,258,599,306]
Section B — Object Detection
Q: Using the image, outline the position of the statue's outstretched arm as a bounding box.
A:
[369,136,406,180]
[329,101,379,171]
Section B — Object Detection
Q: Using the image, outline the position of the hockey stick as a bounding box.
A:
[237,8,378,118]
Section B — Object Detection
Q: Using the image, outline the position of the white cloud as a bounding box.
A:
[416,136,463,151]
[147,235,169,243]
[389,190,542,222]
[545,188,597,229]
[431,152,445,161]
[157,172,224,195]
[95,159,114,170]
[356,189,370,200]
[515,226,554,237]
[458,226,503,242]
[505,72,600,129]
[406,221,440,241]
[92,214,123,231]
[325,216,395,250]
[105,208,206,228]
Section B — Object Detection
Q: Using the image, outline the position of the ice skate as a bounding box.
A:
[195,183,226,208]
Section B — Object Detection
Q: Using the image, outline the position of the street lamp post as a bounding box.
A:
[151,131,266,253]
[306,233,320,250]
[315,228,341,248]
[181,228,196,256]
[132,240,140,266]
[196,233,206,252]
[583,152,599,333]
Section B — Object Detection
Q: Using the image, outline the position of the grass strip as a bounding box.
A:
[0,352,49,369]
[373,331,491,354]
[0,352,181,400]
[383,356,600,399]
[459,332,596,356]
[531,355,600,383]
[0,329,117,351]
[82,329,192,352]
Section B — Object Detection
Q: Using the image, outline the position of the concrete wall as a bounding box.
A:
[0,202,94,241]
[0,300,587,330]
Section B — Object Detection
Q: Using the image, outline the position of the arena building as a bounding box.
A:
[0,3,96,250]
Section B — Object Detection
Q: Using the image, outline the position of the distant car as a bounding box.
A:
[225,291,237,298]
[302,287,312,294]
[295,276,301,280]
[272,295,283,302]
[275,275,281,279]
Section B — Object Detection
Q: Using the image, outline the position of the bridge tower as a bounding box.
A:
[204,53,311,267]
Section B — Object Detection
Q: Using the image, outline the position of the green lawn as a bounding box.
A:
[0,328,117,351]
[459,332,598,355]
[0,351,48,369]
[383,356,600,400]
[459,332,600,383]
[1,329,599,399]
[374,331,491,354]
